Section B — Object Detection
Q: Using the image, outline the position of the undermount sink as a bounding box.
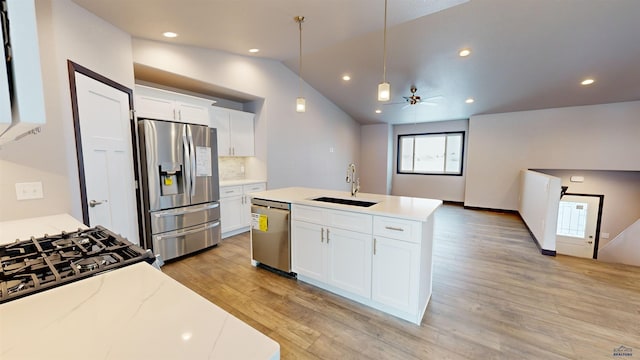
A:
[312,196,378,207]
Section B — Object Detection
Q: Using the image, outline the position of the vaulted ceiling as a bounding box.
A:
[72,0,640,124]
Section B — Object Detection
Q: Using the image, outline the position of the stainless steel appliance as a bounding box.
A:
[138,119,221,261]
[250,198,292,273]
[0,226,155,304]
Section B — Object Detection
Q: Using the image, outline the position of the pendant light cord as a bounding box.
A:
[382,0,388,83]
[298,16,304,95]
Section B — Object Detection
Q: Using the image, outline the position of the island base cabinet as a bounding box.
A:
[291,221,325,282]
[292,221,372,298]
[371,236,419,314]
[327,228,372,298]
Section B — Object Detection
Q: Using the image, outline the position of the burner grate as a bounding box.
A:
[0,226,154,303]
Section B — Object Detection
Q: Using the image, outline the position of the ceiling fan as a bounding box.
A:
[384,86,443,108]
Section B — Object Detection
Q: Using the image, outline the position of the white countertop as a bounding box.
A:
[0,213,87,245]
[251,187,442,221]
[0,262,280,360]
[220,179,266,187]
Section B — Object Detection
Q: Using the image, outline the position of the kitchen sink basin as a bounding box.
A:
[312,196,377,207]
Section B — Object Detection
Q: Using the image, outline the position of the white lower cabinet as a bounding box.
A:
[220,182,266,238]
[291,205,372,298]
[371,235,419,313]
[291,204,433,325]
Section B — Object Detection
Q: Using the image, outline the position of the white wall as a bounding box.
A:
[360,124,392,195]
[132,39,360,192]
[519,170,561,252]
[465,101,640,211]
[391,119,468,202]
[598,219,640,267]
[0,0,134,221]
[535,169,640,246]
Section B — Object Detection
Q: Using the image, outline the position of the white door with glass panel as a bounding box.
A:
[556,195,600,258]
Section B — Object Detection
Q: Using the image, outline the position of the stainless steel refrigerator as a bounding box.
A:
[138,119,221,261]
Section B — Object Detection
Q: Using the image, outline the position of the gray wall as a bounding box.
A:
[391,119,469,202]
[132,39,361,193]
[465,101,640,211]
[360,124,392,195]
[0,0,134,221]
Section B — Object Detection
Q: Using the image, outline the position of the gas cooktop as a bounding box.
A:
[0,226,155,304]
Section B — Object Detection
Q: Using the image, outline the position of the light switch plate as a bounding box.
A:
[15,181,44,200]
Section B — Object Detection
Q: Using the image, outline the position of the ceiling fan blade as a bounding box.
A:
[382,101,407,106]
[417,101,438,106]
[422,95,444,101]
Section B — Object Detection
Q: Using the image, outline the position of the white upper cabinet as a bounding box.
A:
[134,85,211,126]
[0,0,46,145]
[210,107,255,157]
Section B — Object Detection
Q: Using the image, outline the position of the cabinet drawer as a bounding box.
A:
[243,183,266,193]
[373,216,421,243]
[292,204,325,223]
[326,209,372,234]
[220,186,243,198]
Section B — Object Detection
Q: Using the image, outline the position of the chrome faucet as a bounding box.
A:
[346,163,360,197]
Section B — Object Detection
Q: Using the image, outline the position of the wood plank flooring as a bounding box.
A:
[162,204,640,359]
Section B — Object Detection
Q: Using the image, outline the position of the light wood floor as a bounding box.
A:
[162,204,640,359]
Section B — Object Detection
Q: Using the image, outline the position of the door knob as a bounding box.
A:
[587,240,593,244]
[89,199,108,207]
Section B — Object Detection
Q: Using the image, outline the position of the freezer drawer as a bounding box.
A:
[251,204,291,272]
[153,220,221,261]
[149,202,220,234]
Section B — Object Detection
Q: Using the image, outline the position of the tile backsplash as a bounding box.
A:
[218,157,246,180]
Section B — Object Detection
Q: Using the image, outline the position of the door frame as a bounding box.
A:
[560,192,604,259]
[67,61,143,243]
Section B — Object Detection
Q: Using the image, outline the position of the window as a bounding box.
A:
[397,132,464,175]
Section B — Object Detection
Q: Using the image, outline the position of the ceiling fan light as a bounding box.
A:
[296,97,306,112]
[378,82,390,102]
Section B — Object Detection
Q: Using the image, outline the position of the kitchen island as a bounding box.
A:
[0,216,280,360]
[250,187,442,325]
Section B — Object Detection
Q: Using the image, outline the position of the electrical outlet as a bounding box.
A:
[601,232,609,239]
[15,182,44,200]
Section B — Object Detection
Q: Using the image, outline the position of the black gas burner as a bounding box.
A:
[0,226,154,304]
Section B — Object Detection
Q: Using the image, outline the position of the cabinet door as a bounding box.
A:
[176,102,209,126]
[135,95,175,121]
[372,236,419,313]
[291,220,325,282]
[229,110,255,156]
[326,228,372,298]
[210,107,231,156]
[220,195,244,234]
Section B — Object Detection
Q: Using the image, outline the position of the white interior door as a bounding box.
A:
[75,72,139,244]
[556,195,600,258]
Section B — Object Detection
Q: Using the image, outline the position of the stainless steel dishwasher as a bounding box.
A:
[250,198,292,274]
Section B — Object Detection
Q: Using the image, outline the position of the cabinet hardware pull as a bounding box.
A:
[326,228,330,243]
[385,226,404,232]
[374,238,377,255]
[321,228,324,243]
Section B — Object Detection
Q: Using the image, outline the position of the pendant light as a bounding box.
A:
[295,16,306,113]
[378,0,390,102]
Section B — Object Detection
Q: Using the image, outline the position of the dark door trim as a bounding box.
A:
[67,60,144,244]
[561,192,604,259]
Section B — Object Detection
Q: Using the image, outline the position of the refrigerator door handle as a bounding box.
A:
[188,127,196,197]
[152,202,220,218]
[154,221,221,241]
[182,127,192,197]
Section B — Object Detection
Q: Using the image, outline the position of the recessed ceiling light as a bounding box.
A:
[375,109,382,114]
[465,98,475,104]
[581,78,595,85]
[248,48,260,53]
[342,75,351,81]
[163,32,178,38]
[459,48,471,57]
